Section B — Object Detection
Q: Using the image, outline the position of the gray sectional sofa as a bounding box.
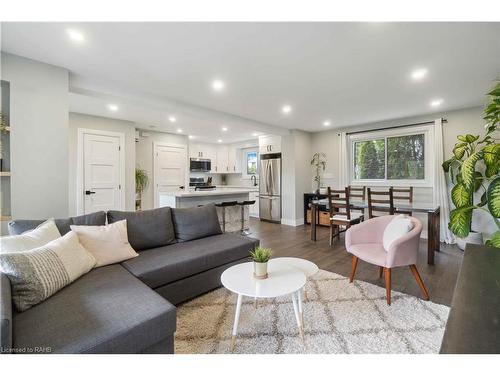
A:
[0,204,259,354]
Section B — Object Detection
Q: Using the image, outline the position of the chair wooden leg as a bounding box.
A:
[329,224,333,246]
[379,266,384,278]
[384,268,391,305]
[349,256,358,283]
[409,265,430,301]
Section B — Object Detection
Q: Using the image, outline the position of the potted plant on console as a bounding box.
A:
[442,82,500,249]
[311,152,327,194]
[135,167,149,211]
[250,247,272,279]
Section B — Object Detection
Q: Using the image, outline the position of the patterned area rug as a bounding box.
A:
[175,270,449,354]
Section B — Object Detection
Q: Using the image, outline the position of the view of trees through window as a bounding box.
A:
[246,151,258,174]
[354,133,425,180]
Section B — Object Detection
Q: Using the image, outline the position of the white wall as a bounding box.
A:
[68,113,136,215]
[310,106,495,237]
[135,130,188,210]
[1,52,69,219]
[281,130,312,226]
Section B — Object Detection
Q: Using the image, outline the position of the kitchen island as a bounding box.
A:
[158,188,254,233]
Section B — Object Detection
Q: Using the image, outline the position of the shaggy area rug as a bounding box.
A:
[175,270,449,354]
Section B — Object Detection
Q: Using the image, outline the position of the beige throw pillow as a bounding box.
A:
[0,231,96,311]
[0,219,61,253]
[70,220,138,267]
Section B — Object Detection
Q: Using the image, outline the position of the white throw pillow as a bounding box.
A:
[70,219,138,267]
[382,215,415,251]
[0,219,61,253]
[0,231,96,311]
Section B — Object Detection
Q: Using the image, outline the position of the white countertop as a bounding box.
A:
[160,188,254,197]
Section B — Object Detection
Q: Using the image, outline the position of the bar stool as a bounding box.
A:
[215,201,238,232]
[237,200,256,236]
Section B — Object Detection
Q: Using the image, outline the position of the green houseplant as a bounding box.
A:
[310,152,327,193]
[135,167,149,210]
[249,247,272,279]
[442,82,500,248]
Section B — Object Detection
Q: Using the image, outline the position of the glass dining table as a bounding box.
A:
[309,198,440,265]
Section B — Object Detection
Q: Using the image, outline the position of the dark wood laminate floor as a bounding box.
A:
[248,218,463,306]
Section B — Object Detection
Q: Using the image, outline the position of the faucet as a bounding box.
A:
[251,175,257,186]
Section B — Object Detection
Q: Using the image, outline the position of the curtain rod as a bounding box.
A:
[344,118,448,136]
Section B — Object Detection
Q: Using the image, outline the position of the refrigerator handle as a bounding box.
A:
[266,161,271,194]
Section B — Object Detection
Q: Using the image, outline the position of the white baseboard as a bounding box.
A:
[281,218,305,227]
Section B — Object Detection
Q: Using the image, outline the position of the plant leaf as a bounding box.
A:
[453,142,468,159]
[451,183,470,208]
[483,144,500,178]
[487,176,500,218]
[457,135,468,142]
[461,152,481,190]
[465,134,479,143]
[479,191,487,207]
[449,206,473,238]
[485,231,500,248]
[442,158,455,173]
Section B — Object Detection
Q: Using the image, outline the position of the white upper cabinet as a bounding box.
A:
[227,145,241,173]
[216,146,229,173]
[259,135,281,154]
[189,142,243,174]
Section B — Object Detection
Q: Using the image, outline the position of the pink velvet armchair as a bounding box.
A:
[345,215,429,305]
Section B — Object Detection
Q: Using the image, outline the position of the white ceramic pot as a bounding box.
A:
[456,231,483,251]
[253,261,268,279]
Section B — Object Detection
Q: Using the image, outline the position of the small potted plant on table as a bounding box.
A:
[250,247,272,279]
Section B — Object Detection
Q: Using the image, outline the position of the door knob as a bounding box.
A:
[85,190,96,195]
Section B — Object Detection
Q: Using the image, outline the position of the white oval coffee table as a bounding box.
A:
[221,261,306,351]
[270,257,319,300]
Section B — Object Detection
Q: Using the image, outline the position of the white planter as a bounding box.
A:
[253,261,268,279]
[456,231,483,250]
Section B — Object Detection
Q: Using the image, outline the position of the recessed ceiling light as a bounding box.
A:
[188,135,194,139]
[282,105,292,114]
[252,132,259,137]
[66,29,85,43]
[217,139,223,143]
[107,104,119,112]
[176,128,183,133]
[221,127,228,132]
[212,80,225,92]
[323,120,331,127]
[168,116,177,123]
[430,99,444,107]
[411,68,428,81]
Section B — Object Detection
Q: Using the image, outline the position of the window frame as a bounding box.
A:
[241,147,259,180]
[348,124,434,187]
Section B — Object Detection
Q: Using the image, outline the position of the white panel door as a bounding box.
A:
[83,133,122,214]
[154,143,187,207]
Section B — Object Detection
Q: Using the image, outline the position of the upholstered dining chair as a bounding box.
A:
[345,215,429,305]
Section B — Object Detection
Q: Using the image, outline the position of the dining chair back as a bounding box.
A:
[367,187,395,218]
[327,187,364,245]
[392,186,413,215]
[348,186,366,200]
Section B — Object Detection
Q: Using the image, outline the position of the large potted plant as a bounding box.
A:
[135,167,149,211]
[442,82,500,249]
[310,152,327,194]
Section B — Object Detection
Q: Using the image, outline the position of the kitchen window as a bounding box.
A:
[349,125,433,186]
[246,150,258,175]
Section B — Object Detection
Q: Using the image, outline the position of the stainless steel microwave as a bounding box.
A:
[190,158,211,172]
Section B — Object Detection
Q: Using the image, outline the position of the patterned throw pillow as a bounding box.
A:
[0,231,96,312]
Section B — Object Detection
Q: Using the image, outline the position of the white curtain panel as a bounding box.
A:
[338,132,349,188]
[434,118,455,244]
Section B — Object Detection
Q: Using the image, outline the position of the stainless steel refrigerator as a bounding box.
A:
[259,153,281,223]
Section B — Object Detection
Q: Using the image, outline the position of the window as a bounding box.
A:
[350,125,433,186]
[246,151,258,175]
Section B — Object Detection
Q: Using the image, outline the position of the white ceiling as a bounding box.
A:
[2,22,499,143]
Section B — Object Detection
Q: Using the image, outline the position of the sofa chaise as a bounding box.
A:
[0,204,259,354]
